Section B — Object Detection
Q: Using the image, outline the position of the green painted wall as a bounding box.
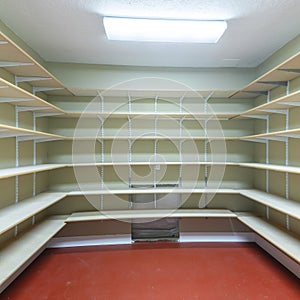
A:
[0,19,300,242]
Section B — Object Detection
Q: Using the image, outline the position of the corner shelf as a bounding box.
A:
[237,214,300,263]
[230,50,300,99]
[0,192,67,235]
[0,216,67,289]
[234,89,300,119]
[239,189,300,220]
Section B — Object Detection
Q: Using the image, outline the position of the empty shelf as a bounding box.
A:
[67,209,237,222]
[68,136,239,141]
[68,188,239,196]
[240,128,300,141]
[64,111,237,120]
[230,51,300,99]
[0,77,64,113]
[237,214,300,263]
[0,164,66,179]
[239,189,300,220]
[0,192,67,235]
[0,124,64,141]
[0,216,66,287]
[0,31,71,96]
[236,90,300,118]
[68,162,237,167]
[239,163,300,174]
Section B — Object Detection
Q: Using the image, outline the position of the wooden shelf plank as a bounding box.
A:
[4,162,300,172]
[0,164,66,179]
[235,89,300,118]
[68,136,239,141]
[64,112,237,120]
[68,188,239,196]
[0,216,66,287]
[261,68,300,82]
[239,189,300,220]
[0,78,64,113]
[0,124,64,140]
[0,31,72,96]
[69,88,236,98]
[240,128,300,141]
[230,50,300,99]
[0,192,67,235]
[239,162,300,174]
[0,162,238,179]
[67,209,237,222]
[237,214,300,263]
[69,162,237,167]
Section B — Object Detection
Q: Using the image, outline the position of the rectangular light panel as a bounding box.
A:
[103,17,227,43]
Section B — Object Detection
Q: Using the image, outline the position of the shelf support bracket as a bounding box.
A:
[34,112,64,117]
[16,106,52,113]
[258,109,289,114]
[242,115,268,120]
[243,138,268,144]
[0,97,33,103]
[243,91,269,96]
[179,94,185,113]
[264,136,288,142]
[32,87,64,95]
[0,61,34,67]
[35,137,62,143]
[258,81,288,87]
[277,101,300,107]
[278,68,300,74]
[15,76,52,85]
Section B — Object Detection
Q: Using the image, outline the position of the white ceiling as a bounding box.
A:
[0,0,300,68]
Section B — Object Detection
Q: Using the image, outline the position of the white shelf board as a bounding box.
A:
[235,89,300,119]
[68,188,239,196]
[0,192,67,235]
[239,163,300,174]
[237,214,300,263]
[0,164,66,179]
[67,209,237,222]
[69,88,235,98]
[240,128,300,141]
[0,216,66,287]
[69,162,237,167]
[239,189,300,220]
[4,162,299,173]
[0,78,64,113]
[64,111,237,120]
[230,50,300,99]
[68,136,239,141]
[0,124,64,141]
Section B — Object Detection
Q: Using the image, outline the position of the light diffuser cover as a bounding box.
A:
[103,17,227,43]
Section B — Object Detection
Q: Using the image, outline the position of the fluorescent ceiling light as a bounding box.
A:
[103,17,227,43]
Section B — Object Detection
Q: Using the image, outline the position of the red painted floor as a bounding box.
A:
[1,242,299,299]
